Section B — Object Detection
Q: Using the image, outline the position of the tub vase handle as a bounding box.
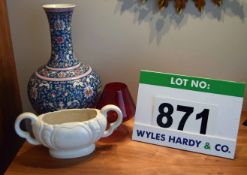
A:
[101,105,123,137]
[15,112,40,145]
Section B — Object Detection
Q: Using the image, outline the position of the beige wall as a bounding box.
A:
[7,0,247,112]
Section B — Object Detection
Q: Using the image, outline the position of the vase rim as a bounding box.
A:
[42,4,75,11]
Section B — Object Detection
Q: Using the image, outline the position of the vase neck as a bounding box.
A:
[45,7,79,68]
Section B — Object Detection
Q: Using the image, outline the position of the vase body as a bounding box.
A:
[28,4,101,114]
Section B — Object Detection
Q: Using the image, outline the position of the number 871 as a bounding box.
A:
[156,103,209,135]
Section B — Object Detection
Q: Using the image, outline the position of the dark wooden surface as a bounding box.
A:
[0,0,23,173]
[5,114,247,175]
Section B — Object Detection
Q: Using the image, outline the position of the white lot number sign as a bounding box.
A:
[132,70,245,159]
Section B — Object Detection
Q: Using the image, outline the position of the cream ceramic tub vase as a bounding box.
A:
[15,105,123,159]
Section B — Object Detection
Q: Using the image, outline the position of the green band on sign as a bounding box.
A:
[140,71,245,97]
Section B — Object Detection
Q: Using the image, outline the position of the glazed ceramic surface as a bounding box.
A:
[15,105,123,159]
[28,4,101,114]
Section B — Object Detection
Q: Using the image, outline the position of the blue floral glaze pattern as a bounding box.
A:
[28,5,101,114]
[47,9,79,68]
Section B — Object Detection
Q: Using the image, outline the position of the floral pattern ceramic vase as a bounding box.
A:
[28,4,101,114]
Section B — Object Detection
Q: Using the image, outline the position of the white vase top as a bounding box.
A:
[42,4,76,10]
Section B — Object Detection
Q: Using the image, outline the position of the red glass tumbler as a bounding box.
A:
[96,82,135,122]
